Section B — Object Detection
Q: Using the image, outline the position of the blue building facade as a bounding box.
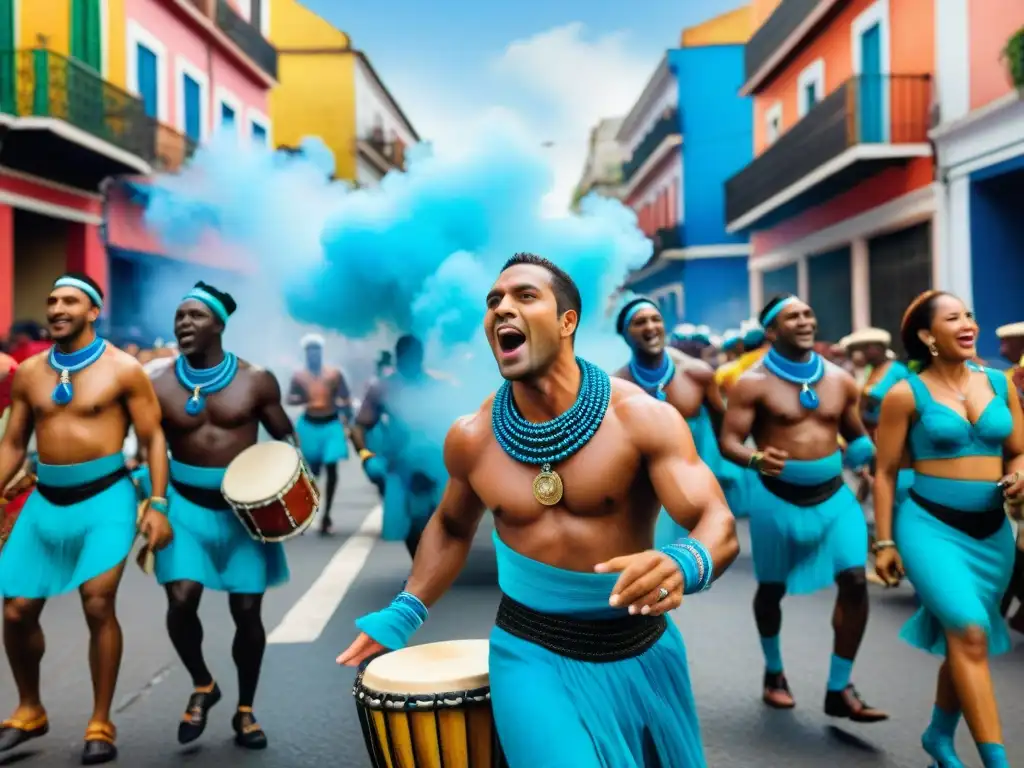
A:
[624,41,753,335]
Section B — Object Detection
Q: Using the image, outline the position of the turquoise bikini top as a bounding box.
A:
[907,365,1013,461]
[862,361,911,425]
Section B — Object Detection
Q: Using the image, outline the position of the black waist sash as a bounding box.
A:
[758,474,845,507]
[170,478,232,510]
[908,489,1007,540]
[303,411,338,425]
[35,466,130,507]
[494,594,666,663]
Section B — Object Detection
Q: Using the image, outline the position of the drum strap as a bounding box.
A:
[170,479,232,511]
[36,467,130,507]
[495,594,667,663]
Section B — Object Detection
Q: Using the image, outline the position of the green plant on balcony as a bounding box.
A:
[1003,26,1024,90]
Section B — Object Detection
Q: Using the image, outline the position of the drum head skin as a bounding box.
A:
[362,639,490,695]
[222,442,300,505]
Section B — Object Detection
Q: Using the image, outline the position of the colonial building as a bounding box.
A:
[571,117,626,211]
[269,0,418,186]
[730,0,937,346]
[931,0,1024,360]
[620,5,754,331]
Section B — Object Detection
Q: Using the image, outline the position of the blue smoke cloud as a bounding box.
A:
[141,121,652,401]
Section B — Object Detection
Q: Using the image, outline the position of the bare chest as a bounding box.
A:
[28,364,124,420]
[758,375,846,426]
[157,375,259,433]
[469,425,646,525]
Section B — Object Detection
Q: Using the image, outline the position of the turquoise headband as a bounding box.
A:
[53,277,103,309]
[621,300,660,336]
[722,332,741,349]
[761,295,799,328]
[183,287,230,324]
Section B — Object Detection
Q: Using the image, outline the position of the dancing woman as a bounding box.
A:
[874,291,1020,768]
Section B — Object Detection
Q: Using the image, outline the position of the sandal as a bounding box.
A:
[81,721,117,765]
[232,708,267,750]
[178,683,221,744]
[0,713,49,752]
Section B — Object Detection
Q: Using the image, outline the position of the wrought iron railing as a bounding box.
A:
[622,108,680,182]
[0,48,153,159]
[725,74,932,226]
[743,0,822,86]
[152,120,197,172]
[216,0,278,79]
[361,131,406,170]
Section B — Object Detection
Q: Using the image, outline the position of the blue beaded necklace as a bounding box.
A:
[175,352,239,415]
[491,357,611,506]
[763,346,825,410]
[49,336,107,405]
[629,352,675,401]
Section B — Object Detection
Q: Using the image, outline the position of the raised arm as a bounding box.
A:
[255,370,297,442]
[337,413,487,665]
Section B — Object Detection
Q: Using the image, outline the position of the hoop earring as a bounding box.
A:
[928,341,938,357]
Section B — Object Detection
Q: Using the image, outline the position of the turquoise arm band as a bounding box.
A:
[354,591,428,650]
[659,538,714,595]
[843,434,876,470]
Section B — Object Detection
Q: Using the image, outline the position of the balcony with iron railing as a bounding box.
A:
[215,0,278,80]
[0,48,202,187]
[742,0,826,89]
[725,74,932,232]
[622,108,680,183]
[357,127,407,173]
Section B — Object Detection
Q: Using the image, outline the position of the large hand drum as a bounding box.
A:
[221,441,320,542]
[353,640,507,768]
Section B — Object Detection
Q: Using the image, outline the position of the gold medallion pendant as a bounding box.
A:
[532,463,563,506]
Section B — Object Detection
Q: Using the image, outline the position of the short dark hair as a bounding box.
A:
[500,252,582,325]
[395,334,423,359]
[900,290,950,366]
[758,294,795,328]
[58,271,104,306]
[615,297,659,335]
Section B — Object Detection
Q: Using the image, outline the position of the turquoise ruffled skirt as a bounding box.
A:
[0,453,137,598]
[295,414,348,467]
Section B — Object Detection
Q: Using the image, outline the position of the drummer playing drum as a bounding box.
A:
[139,282,297,750]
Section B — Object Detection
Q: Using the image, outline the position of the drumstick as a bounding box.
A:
[135,501,156,575]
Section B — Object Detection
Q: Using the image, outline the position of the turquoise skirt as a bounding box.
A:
[295,414,348,467]
[135,461,289,594]
[748,452,868,594]
[896,475,1014,656]
[0,453,136,599]
[491,533,706,767]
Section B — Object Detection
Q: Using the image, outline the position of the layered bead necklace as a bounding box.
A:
[49,336,107,405]
[491,357,611,506]
[175,352,239,415]
[629,352,675,401]
[762,347,825,410]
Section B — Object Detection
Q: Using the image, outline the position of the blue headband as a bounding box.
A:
[722,332,741,349]
[53,277,103,309]
[621,300,660,336]
[761,296,799,328]
[183,288,230,324]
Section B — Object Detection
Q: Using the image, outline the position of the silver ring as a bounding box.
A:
[656,587,669,602]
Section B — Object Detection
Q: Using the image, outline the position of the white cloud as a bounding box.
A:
[393,23,657,216]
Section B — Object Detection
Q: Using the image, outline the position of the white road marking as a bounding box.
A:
[267,504,383,645]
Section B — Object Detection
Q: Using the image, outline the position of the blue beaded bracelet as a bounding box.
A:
[355,591,429,650]
[843,434,876,470]
[660,538,714,594]
[149,498,168,514]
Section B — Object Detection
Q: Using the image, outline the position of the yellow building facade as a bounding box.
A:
[680,4,755,47]
[268,0,357,180]
[10,0,126,84]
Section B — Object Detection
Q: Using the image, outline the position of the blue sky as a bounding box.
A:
[302,0,747,210]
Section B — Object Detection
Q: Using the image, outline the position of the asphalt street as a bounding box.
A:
[1,460,1023,767]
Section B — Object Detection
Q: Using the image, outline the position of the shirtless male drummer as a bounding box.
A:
[719,294,887,721]
[339,253,739,768]
[145,282,297,750]
[0,273,172,765]
[287,334,351,534]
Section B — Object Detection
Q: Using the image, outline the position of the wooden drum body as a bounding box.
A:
[0,470,35,554]
[353,640,507,768]
[221,442,320,543]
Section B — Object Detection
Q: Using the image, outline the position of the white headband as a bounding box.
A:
[300,333,325,349]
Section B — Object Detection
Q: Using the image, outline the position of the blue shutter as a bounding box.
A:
[136,44,158,118]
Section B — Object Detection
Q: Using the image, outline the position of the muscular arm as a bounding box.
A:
[123,360,168,499]
[838,371,870,444]
[403,417,487,606]
[873,382,914,543]
[719,375,760,467]
[350,381,383,453]
[256,371,297,441]
[285,375,306,406]
[0,368,33,490]
[626,396,739,580]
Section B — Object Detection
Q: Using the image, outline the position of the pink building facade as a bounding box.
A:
[931,0,1024,360]
[105,0,277,344]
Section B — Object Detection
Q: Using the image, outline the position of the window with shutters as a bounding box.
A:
[868,222,932,355]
